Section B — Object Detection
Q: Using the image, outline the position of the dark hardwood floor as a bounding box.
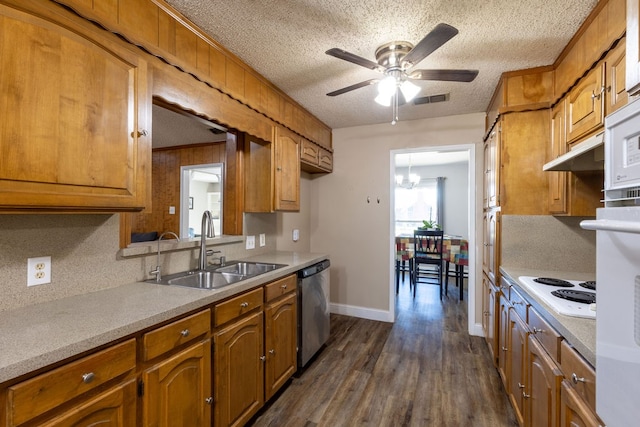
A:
[250,277,517,427]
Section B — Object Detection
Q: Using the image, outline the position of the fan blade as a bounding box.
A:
[409,69,478,82]
[326,48,383,72]
[402,23,459,67]
[326,79,379,96]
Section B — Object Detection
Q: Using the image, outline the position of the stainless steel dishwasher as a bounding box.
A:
[297,259,330,371]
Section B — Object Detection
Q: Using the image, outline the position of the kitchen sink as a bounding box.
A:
[214,261,286,276]
[148,261,287,290]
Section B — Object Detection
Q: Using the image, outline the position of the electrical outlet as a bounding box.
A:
[259,233,266,247]
[292,229,300,242]
[28,256,51,286]
[246,235,255,250]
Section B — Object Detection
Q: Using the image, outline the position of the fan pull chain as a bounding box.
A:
[392,91,398,125]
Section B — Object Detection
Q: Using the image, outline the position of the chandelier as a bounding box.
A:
[395,155,421,188]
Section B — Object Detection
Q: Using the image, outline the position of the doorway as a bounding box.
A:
[390,144,478,334]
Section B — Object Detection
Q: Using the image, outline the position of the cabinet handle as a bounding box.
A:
[502,346,508,352]
[180,329,190,337]
[205,397,213,405]
[483,311,490,316]
[513,301,524,306]
[532,327,543,334]
[281,284,287,290]
[269,349,275,355]
[82,372,95,384]
[571,373,586,384]
[523,391,530,399]
[240,302,249,308]
[130,129,148,138]
[518,382,525,389]
[260,355,266,361]
[277,167,282,171]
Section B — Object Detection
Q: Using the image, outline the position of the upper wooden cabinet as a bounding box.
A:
[605,38,628,115]
[0,1,151,212]
[300,138,333,173]
[566,65,605,143]
[626,0,640,95]
[243,127,300,212]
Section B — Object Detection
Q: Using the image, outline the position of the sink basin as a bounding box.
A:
[214,261,286,276]
[148,261,287,290]
[166,270,245,289]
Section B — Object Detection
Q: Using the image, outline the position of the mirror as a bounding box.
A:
[180,163,223,238]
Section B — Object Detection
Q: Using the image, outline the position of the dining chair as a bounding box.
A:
[395,236,414,293]
[413,229,446,299]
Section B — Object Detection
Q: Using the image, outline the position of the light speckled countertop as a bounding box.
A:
[0,251,327,384]
[500,266,596,366]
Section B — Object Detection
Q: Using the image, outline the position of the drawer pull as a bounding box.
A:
[205,397,213,405]
[571,373,586,384]
[483,311,490,316]
[240,302,249,308]
[513,301,524,306]
[82,373,95,384]
[532,327,543,334]
[269,349,275,355]
[502,346,508,352]
[518,382,525,389]
[523,391,530,399]
[180,329,190,337]
[281,284,288,290]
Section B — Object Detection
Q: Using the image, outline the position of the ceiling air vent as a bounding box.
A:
[413,93,450,105]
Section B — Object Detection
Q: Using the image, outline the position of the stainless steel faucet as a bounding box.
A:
[199,210,215,270]
[149,231,180,282]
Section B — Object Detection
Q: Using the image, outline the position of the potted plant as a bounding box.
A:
[420,220,441,230]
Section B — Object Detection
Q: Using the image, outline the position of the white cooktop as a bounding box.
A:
[518,276,596,319]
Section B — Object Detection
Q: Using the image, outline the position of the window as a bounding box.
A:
[395,179,438,236]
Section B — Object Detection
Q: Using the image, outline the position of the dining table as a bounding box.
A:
[395,233,469,300]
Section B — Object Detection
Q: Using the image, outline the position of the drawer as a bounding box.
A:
[142,309,211,361]
[560,340,596,413]
[528,307,563,363]
[7,339,136,426]
[318,147,333,171]
[300,139,319,164]
[510,286,529,322]
[214,287,263,327]
[264,274,296,302]
[499,277,511,300]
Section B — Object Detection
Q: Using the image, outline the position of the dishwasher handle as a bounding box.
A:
[298,259,330,278]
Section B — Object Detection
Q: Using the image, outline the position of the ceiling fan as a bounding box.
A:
[325,23,478,124]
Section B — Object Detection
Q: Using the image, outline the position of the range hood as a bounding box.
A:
[543,132,604,171]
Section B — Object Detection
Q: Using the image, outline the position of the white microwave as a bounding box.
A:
[605,98,640,204]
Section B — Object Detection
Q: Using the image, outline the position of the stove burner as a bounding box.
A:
[534,277,574,287]
[551,289,596,304]
[579,281,596,290]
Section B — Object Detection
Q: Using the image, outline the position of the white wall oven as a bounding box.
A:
[580,98,640,426]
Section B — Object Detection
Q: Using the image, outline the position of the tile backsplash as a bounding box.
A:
[500,215,596,273]
[0,213,276,312]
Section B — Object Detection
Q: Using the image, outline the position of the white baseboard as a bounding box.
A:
[330,303,394,323]
[469,322,484,337]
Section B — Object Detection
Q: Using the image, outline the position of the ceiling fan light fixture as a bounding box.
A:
[400,80,420,102]
[375,93,392,106]
[377,75,396,97]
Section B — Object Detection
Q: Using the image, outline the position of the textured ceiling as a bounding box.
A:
[165,0,598,129]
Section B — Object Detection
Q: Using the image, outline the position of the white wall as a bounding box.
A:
[310,113,485,324]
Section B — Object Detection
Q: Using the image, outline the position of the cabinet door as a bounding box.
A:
[214,310,264,427]
[482,275,497,366]
[498,294,510,388]
[605,37,627,115]
[485,126,501,208]
[527,336,562,427]
[548,100,568,215]
[559,381,601,427]
[142,340,212,427]
[40,380,137,427]
[265,292,298,400]
[483,209,499,283]
[244,133,273,213]
[0,3,150,211]
[508,308,528,426]
[626,0,640,95]
[567,65,604,143]
[273,127,300,211]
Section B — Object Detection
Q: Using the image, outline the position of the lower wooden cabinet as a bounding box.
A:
[559,381,601,427]
[142,340,212,426]
[498,293,510,386]
[507,307,528,426]
[482,274,498,366]
[39,380,137,427]
[265,286,297,400]
[214,310,265,427]
[526,335,562,427]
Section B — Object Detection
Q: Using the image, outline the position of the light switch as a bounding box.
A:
[259,233,266,247]
[246,235,255,249]
[169,206,176,215]
[292,229,299,242]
